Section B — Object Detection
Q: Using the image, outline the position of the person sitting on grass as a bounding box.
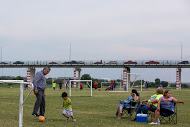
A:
[62,92,76,122]
[132,87,163,121]
[149,89,184,125]
[117,89,139,119]
[105,86,112,91]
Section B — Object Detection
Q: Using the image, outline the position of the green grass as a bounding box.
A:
[0,85,189,127]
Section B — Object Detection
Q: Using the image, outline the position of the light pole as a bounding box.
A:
[180,42,182,62]
[69,43,71,61]
[1,47,3,61]
[1,47,3,76]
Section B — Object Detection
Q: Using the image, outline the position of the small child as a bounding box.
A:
[62,92,76,122]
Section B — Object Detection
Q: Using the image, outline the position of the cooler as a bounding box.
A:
[136,114,148,122]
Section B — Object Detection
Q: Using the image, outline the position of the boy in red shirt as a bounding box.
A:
[94,81,98,90]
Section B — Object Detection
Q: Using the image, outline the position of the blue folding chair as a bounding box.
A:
[159,103,177,124]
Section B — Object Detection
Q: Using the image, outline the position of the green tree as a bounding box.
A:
[149,82,156,87]
[116,79,122,82]
[55,79,63,84]
[13,76,23,80]
[46,79,52,85]
[81,74,91,80]
[155,78,160,86]
[170,84,176,88]
[182,84,189,88]
[0,76,8,80]
[133,80,144,86]
[161,81,168,87]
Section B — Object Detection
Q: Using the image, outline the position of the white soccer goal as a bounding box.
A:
[0,80,34,127]
[69,80,92,97]
[127,73,143,92]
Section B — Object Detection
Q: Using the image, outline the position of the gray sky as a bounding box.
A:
[0,0,190,82]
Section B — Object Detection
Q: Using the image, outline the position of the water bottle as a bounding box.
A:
[157,118,160,125]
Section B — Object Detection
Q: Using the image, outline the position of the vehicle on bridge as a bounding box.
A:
[94,60,103,64]
[178,61,189,64]
[107,61,117,64]
[13,61,24,64]
[0,62,8,64]
[124,60,137,64]
[145,61,159,64]
[78,61,85,64]
[62,61,84,64]
[49,61,58,64]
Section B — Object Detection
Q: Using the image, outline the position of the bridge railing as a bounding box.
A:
[0,60,190,66]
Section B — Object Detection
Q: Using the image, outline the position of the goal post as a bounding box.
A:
[69,80,92,97]
[0,80,34,127]
[127,73,143,92]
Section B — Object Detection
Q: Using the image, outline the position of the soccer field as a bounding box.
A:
[0,85,189,127]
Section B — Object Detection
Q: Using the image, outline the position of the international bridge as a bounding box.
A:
[1,60,190,90]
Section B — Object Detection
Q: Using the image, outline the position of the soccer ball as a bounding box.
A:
[39,116,45,122]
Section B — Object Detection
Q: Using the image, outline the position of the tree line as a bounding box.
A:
[0,75,189,88]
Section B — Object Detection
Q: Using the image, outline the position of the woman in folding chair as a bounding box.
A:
[149,89,184,125]
[132,87,163,121]
[116,89,139,119]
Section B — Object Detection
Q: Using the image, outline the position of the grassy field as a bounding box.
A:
[0,85,189,127]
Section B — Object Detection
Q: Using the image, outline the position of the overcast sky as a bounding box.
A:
[0,0,190,82]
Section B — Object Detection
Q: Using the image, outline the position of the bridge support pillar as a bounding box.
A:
[73,68,81,88]
[176,68,182,90]
[123,67,130,91]
[27,68,36,88]
[127,68,131,89]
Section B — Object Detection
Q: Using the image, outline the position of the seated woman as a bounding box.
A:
[117,89,139,119]
[149,89,184,125]
[133,87,163,121]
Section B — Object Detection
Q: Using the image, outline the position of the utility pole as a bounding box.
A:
[1,47,3,61]
[1,47,3,76]
[69,43,71,61]
[180,42,182,62]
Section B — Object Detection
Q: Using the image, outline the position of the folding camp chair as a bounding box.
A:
[149,103,177,124]
[116,94,140,119]
[159,103,177,124]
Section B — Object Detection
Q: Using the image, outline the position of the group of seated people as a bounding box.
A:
[116,87,184,125]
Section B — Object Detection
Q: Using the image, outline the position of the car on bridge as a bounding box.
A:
[62,61,77,64]
[94,60,103,64]
[78,61,85,64]
[49,61,58,64]
[13,61,24,64]
[124,60,137,64]
[62,61,84,64]
[145,61,159,64]
[107,61,117,64]
[178,61,189,64]
[0,62,8,64]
